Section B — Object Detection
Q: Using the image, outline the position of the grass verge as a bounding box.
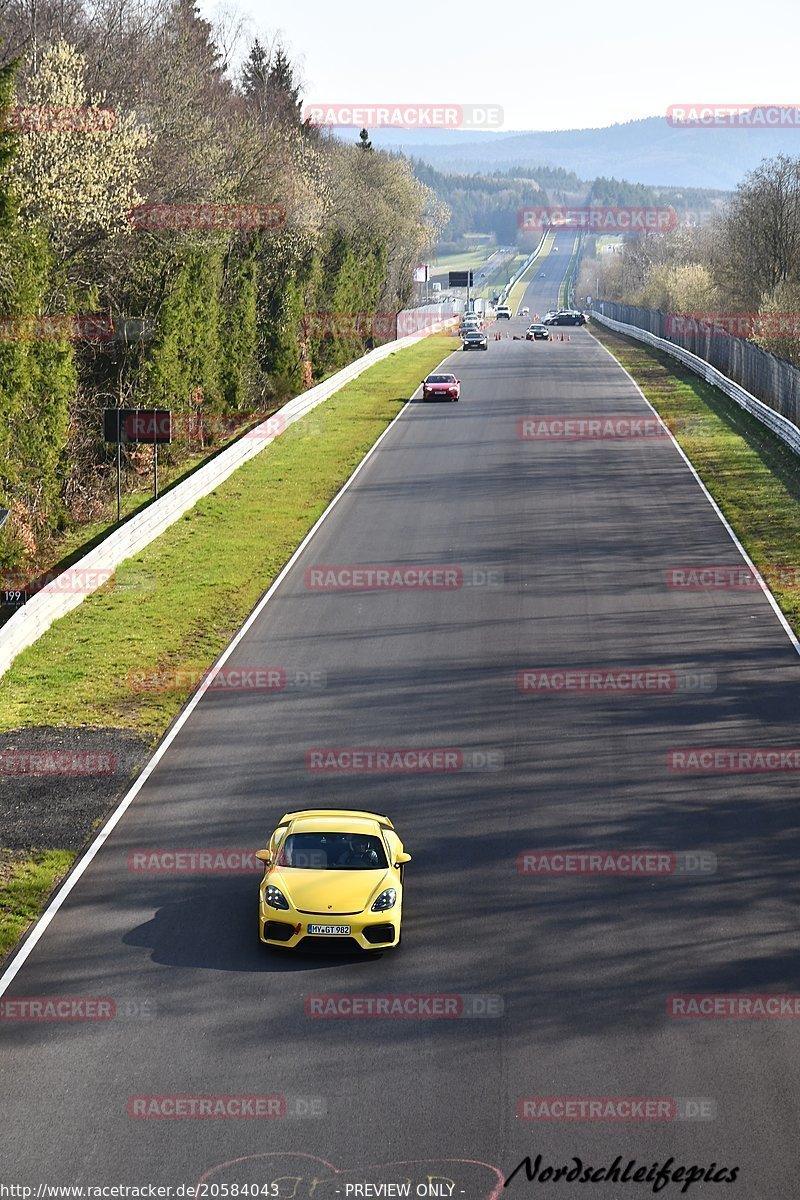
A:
[0,849,76,962]
[0,333,457,738]
[431,246,495,273]
[557,235,581,308]
[590,322,800,634]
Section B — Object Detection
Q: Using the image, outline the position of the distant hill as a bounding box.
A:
[356,116,800,190]
[411,160,728,250]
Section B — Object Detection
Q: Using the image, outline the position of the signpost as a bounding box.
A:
[0,508,28,609]
[414,264,430,303]
[103,408,173,522]
[449,271,474,313]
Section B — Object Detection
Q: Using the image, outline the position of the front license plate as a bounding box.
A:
[308,924,351,935]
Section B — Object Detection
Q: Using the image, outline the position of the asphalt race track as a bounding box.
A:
[3,241,800,1198]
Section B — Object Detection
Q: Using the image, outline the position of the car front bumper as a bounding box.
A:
[260,905,401,950]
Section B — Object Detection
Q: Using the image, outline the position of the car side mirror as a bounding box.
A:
[396,852,412,865]
[456,380,461,385]
[255,849,271,864]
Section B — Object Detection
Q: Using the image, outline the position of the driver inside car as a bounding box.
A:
[335,836,382,868]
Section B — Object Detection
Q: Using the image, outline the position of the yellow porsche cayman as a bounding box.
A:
[257,809,411,951]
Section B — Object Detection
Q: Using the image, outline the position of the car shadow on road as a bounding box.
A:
[122,884,390,973]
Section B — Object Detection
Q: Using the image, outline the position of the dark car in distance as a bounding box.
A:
[462,330,488,351]
[526,323,551,341]
[543,310,586,326]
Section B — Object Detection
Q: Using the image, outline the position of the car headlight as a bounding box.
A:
[371,888,396,912]
[264,885,289,910]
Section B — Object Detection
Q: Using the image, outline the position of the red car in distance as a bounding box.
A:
[422,372,460,401]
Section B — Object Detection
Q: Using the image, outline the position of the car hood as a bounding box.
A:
[425,382,456,390]
[268,867,391,914]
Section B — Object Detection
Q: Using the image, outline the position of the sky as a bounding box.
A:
[200,0,800,133]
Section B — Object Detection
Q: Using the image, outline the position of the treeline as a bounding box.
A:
[413,158,727,254]
[0,0,446,566]
[411,160,549,249]
[488,164,584,192]
[587,176,725,215]
[579,155,800,365]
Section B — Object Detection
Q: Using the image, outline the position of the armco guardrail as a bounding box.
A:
[566,235,585,309]
[590,308,800,456]
[0,318,458,681]
[593,300,800,430]
[558,234,583,309]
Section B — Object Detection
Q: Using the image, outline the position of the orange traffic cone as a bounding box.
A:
[560,332,564,342]
[567,334,571,342]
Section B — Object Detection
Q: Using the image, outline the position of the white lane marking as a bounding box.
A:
[0,348,457,994]
[590,330,800,658]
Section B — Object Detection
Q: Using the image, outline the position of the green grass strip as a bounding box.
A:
[506,232,554,313]
[0,849,76,963]
[0,334,457,739]
[590,322,800,634]
[557,235,581,308]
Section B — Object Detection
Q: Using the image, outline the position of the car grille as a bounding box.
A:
[299,936,362,953]
[298,909,361,915]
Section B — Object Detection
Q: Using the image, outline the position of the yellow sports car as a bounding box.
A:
[257,809,411,951]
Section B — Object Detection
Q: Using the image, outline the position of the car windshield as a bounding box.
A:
[426,375,455,383]
[276,832,388,870]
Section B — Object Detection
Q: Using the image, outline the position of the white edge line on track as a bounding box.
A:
[590,329,800,659]
[0,346,458,995]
